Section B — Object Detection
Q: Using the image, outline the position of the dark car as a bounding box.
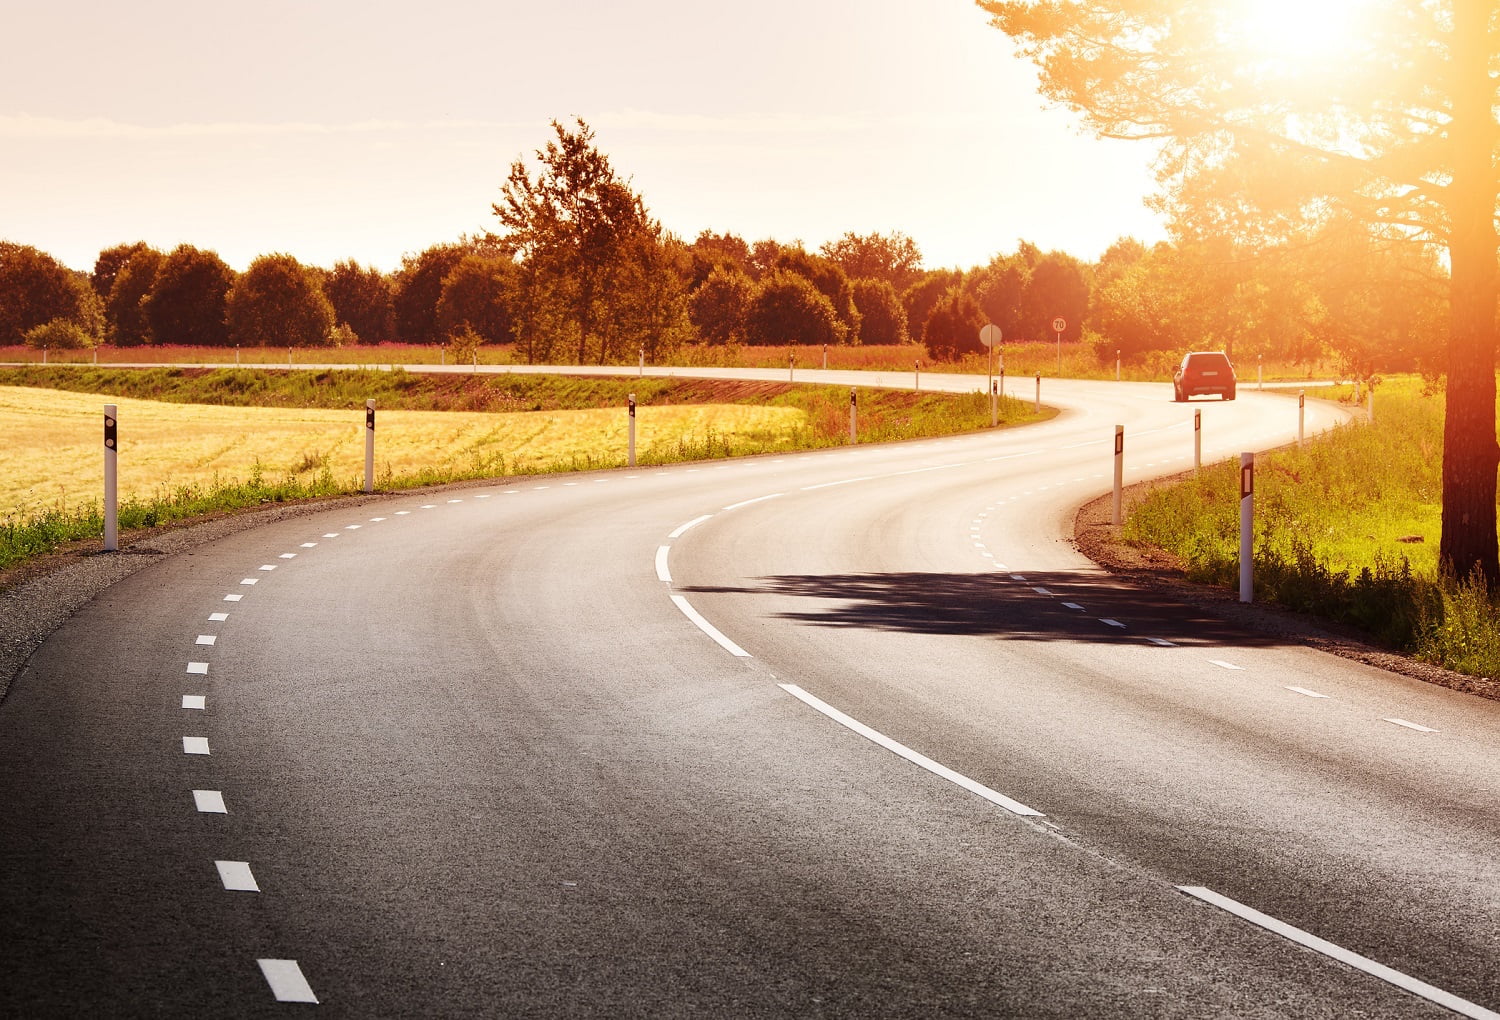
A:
[1173,351,1236,401]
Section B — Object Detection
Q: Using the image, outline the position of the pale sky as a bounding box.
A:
[1,0,1167,275]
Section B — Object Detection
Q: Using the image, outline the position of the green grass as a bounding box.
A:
[1123,375,1500,678]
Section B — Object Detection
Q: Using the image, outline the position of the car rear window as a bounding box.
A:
[1186,353,1232,372]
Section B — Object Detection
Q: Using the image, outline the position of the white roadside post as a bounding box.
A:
[1298,390,1306,446]
[999,365,1005,398]
[789,352,795,383]
[639,347,644,376]
[1112,425,1125,525]
[991,381,999,427]
[822,343,828,370]
[1194,408,1202,472]
[236,343,240,366]
[1239,453,1255,603]
[1368,386,1374,422]
[103,404,118,552]
[914,360,921,391]
[628,393,637,468]
[1258,355,1263,390]
[849,388,857,444]
[1116,349,1121,382]
[363,400,375,494]
[1034,373,1041,413]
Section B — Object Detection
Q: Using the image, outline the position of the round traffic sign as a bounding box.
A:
[979,323,1002,348]
[1052,317,1067,333]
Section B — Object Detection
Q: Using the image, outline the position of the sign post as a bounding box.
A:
[103,404,118,552]
[979,323,1002,426]
[1052,316,1067,371]
[364,400,375,494]
[1240,453,1255,603]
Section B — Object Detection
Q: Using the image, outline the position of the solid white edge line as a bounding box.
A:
[655,546,672,583]
[257,959,319,1004]
[669,514,712,539]
[670,595,750,657]
[1177,886,1500,1020]
[723,493,784,511]
[777,683,1043,818]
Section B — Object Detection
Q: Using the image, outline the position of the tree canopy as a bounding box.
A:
[981,0,1500,583]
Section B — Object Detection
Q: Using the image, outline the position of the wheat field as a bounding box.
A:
[1,385,806,513]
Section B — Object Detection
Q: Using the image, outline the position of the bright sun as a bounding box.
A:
[1227,0,1378,63]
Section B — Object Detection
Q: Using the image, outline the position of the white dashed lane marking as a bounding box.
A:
[300,541,318,547]
[1100,619,1126,628]
[1385,717,1437,733]
[182,695,205,710]
[223,594,243,602]
[215,860,260,892]
[655,547,672,584]
[1209,659,1244,671]
[239,578,258,586]
[208,613,228,622]
[1146,637,1176,647]
[193,790,226,814]
[670,595,749,657]
[259,960,318,1004]
[195,635,216,646]
[1286,686,1329,699]
[187,662,208,675]
[279,552,297,559]
[323,532,340,538]
[258,564,276,572]
[182,737,210,755]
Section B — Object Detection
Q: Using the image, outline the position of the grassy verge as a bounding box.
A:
[1,368,1043,574]
[1122,376,1500,678]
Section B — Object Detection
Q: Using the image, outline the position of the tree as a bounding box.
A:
[437,254,516,344]
[744,271,845,346]
[1019,250,1090,344]
[495,118,687,364]
[0,242,84,345]
[688,230,751,288]
[820,231,924,292]
[851,278,910,346]
[92,242,152,301]
[325,260,395,344]
[690,263,754,345]
[981,0,1500,582]
[901,269,962,343]
[773,246,861,339]
[967,254,1029,340]
[394,243,467,345]
[226,253,335,348]
[923,285,987,360]
[107,247,163,347]
[143,245,234,346]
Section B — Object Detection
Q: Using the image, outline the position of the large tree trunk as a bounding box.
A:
[1439,0,1500,586]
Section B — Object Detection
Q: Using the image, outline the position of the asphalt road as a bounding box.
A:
[4,372,1498,1019]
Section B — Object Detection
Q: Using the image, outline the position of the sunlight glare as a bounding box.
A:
[1228,0,1377,63]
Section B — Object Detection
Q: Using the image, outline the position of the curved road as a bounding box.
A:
[4,372,1498,1018]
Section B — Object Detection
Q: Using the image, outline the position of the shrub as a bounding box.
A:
[24,318,97,349]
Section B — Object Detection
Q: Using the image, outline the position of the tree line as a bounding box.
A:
[1,118,1446,382]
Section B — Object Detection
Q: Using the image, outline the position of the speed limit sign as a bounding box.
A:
[1052,317,1067,333]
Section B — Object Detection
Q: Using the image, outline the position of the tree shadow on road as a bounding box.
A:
[683,571,1289,648]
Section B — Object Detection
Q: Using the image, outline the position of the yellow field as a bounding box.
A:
[0,386,806,512]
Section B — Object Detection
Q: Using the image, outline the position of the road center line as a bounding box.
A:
[670,595,749,657]
[655,546,672,583]
[1208,659,1244,671]
[1384,717,1437,733]
[182,736,210,755]
[182,695,205,710]
[1286,686,1330,699]
[1177,886,1499,1020]
[779,684,1043,818]
[669,515,712,538]
[187,662,208,675]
